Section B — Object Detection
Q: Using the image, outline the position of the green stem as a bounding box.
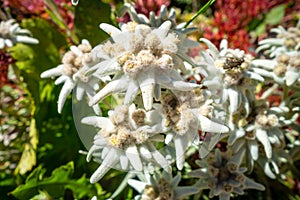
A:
[44,0,79,43]
[184,0,216,28]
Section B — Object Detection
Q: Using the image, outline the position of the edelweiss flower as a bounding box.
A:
[228,100,287,173]
[128,171,198,200]
[41,39,104,114]
[158,91,229,169]
[256,24,300,58]
[119,3,176,27]
[252,52,300,86]
[119,3,197,33]
[189,149,265,200]
[118,3,199,65]
[252,21,300,86]
[82,104,171,183]
[88,21,199,110]
[0,19,39,49]
[199,38,264,115]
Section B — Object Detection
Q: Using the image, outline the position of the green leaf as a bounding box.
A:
[255,22,267,35]
[11,165,46,199]
[250,4,286,37]
[65,174,107,199]
[265,4,286,25]
[11,162,105,199]
[0,178,15,187]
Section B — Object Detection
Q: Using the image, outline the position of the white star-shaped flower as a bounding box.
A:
[82,104,171,183]
[88,21,199,111]
[128,171,198,200]
[251,52,300,86]
[189,149,265,200]
[228,101,289,174]
[199,38,264,115]
[0,19,38,49]
[256,25,300,58]
[41,39,105,114]
[159,91,229,169]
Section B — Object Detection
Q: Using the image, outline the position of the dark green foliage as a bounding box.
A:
[11,162,107,200]
[74,0,112,45]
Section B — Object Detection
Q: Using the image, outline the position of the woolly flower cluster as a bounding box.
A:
[88,21,198,111]
[82,104,171,183]
[41,3,300,200]
[189,149,265,200]
[41,14,229,184]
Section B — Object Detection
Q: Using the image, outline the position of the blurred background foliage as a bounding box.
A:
[0,0,299,199]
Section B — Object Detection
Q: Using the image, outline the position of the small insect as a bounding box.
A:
[223,57,244,70]
[164,94,179,110]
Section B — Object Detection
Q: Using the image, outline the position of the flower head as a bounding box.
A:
[252,52,300,86]
[82,104,171,183]
[118,3,199,60]
[257,24,300,58]
[199,38,264,115]
[0,19,38,49]
[128,171,198,200]
[251,20,300,87]
[228,100,288,174]
[159,90,229,169]
[41,39,103,114]
[88,21,199,111]
[189,149,265,200]
[119,3,177,29]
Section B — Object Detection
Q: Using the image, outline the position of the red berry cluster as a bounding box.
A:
[203,0,292,52]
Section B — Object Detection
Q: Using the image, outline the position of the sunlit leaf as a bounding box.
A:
[14,118,38,175]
